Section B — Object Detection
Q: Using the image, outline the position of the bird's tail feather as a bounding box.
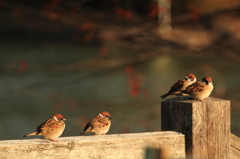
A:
[23,132,37,137]
[161,93,169,99]
[79,132,86,135]
[80,126,92,135]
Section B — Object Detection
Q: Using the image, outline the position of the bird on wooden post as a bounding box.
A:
[179,76,214,102]
[161,73,197,99]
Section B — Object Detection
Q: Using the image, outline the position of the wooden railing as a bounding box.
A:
[230,133,240,159]
[0,131,185,159]
[0,97,239,159]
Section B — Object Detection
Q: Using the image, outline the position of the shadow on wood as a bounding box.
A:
[145,147,171,159]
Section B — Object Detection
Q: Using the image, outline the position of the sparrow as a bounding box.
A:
[179,76,214,102]
[80,111,111,135]
[23,114,66,142]
[161,73,197,99]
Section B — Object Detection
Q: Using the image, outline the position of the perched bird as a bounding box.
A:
[23,114,66,142]
[179,76,214,102]
[80,111,111,135]
[161,73,197,99]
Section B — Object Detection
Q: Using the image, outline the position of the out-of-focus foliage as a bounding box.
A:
[1,0,240,140]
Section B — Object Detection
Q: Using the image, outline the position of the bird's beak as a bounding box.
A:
[63,118,66,121]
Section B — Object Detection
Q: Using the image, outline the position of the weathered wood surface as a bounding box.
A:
[230,133,240,159]
[161,97,230,159]
[0,131,185,159]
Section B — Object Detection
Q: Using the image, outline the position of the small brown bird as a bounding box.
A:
[179,76,214,102]
[161,73,197,99]
[23,114,66,142]
[80,111,111,135]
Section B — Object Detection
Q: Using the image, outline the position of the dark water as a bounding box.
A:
[0,43,240,140]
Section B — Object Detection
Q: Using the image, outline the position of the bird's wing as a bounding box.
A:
[168,79,186,94]
[36,118,60,132]
[185,81,204,93]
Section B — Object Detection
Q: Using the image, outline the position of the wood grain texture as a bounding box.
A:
[161,97,230,159]
[230,133,240,159]
[0,131,185,159]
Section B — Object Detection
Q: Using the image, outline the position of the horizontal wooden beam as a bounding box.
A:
[0,131,185,159]
[231,133,240,159]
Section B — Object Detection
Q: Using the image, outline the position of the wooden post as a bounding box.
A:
[158,0,171,32]
[161,97,230,159]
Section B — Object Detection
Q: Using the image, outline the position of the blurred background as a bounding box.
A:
[0,0,240,140]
